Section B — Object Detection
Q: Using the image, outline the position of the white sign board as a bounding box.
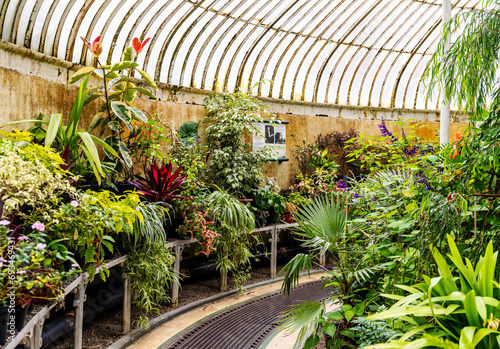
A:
[252,123,286,158]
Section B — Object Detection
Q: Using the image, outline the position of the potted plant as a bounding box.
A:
[129,160,187,238]
[70,36,158,186]
[203,83,277,198]
[252,186,287,224]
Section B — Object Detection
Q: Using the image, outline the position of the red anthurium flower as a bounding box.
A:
[81,36,102,57]
[132,37,151,54]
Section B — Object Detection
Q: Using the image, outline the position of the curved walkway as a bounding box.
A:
[123,273,332,349]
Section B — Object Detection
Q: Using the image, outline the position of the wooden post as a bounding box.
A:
[171,243,183,308]
[220,270,228,292]
[73,276,87,349]
[122,274,131,333]
[270,227,279,279]
[33,319,43,349]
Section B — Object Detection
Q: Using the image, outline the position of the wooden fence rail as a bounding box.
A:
[5,223,304,349]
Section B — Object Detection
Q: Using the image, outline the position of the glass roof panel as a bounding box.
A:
[0,0,483,110]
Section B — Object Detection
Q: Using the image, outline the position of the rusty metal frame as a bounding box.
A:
[0,0,482,110]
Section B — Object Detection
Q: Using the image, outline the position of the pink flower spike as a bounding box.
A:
[31,222,45,232]
[132,37,151,53]
[36,243,47,249]
[0,220,10,226]
[17,270,26,275]
[18,236,29,240]
[70,200,79,208]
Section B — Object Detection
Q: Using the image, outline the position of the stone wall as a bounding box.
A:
[0,43,468,189]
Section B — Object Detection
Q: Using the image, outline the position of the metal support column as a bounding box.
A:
[440,0,451,145]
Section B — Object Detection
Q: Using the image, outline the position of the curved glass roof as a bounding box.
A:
[0,0,479,110]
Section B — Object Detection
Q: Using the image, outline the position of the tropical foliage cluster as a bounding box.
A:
[276,3,500,348]
[5,4,500,347]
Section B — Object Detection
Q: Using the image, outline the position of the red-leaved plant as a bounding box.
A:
[129,160,187,207]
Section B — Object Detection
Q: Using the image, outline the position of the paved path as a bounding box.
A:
[127,273,331,349]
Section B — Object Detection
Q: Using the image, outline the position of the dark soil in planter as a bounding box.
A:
[14,304,30,331]
[0,305,8,346]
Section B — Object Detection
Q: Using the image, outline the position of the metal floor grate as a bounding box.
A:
[163,281,331,349]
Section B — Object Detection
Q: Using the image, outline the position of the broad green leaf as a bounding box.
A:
[122,46,132,61]
[108,76,127,89]
[69,66,95,84]
[119,141,132,168]
[129,106,148,122]
[303,334,320,349]
[134,86,157,99]
[344,310,355,322]
[80,145,101,185]
[110,101,131,123]
[88,112,104,133]
[136,69,158,90]
[123,84,137,102]
[45,113,62,147]
[108,121,121,131]
[90,134,119,157]
[464,291,481,327]
[109,61,139,72]
[323,323,336,336]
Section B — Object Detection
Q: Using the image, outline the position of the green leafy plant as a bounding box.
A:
[125,113,172,178]
[253,185,287,222]
[0,137,75,220]
[351,315,400,348]
[125,241,177,329]
[4,77,119,184]
[128,202,168,248]
[177,121,200,149]
[207,189,257,288]
[278,194,387,347]
[309,148,339,172]
[70,35,158,180]
[367,235,500,348]
[203,83,276,197]
[292,139,320,176]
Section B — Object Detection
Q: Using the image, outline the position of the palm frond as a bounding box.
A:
[293,194,346,254]
[278,253,314,296]
[278,300,326,345]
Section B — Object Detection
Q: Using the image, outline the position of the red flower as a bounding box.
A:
[81,36,102,57]
[132,37,151,54]
[452,133,462,159]
[446,192,456,202]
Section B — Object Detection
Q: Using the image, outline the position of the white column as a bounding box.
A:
[440,0,452,145]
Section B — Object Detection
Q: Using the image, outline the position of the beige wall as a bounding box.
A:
[0,45,468,189]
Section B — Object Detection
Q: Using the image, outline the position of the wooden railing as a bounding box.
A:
[5,223,300,349]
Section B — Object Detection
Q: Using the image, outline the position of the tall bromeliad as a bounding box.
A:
[128,160,187,207]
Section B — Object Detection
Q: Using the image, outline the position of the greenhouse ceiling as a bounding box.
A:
[0,0,479,110]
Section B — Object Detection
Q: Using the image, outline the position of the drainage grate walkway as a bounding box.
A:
[163,281,331,349]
